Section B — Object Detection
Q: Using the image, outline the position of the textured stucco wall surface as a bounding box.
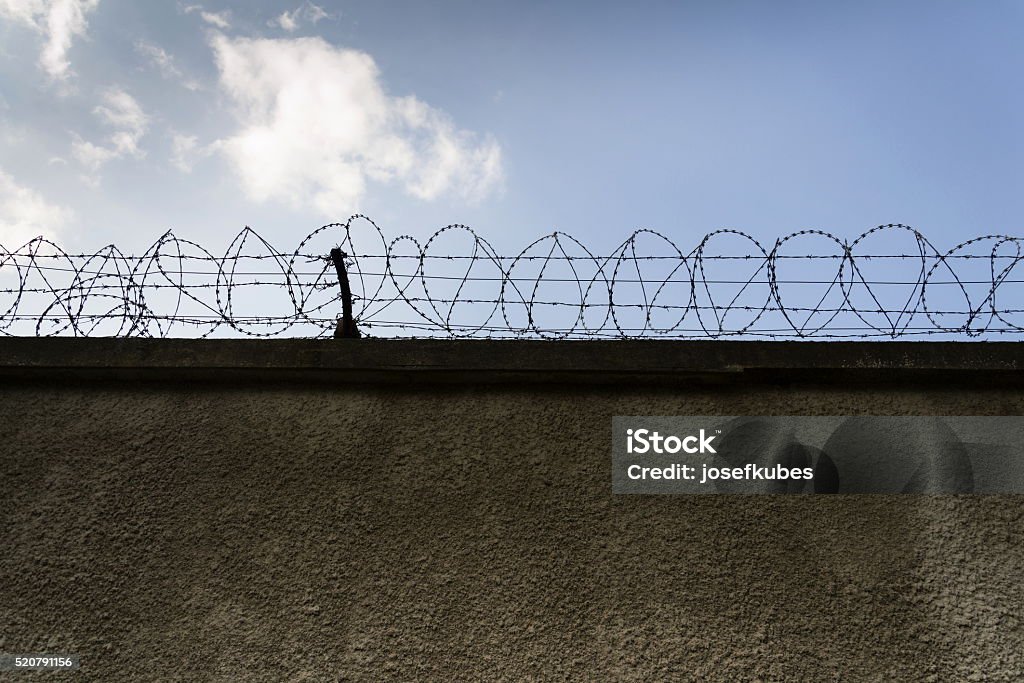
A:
[1,340,1023,681]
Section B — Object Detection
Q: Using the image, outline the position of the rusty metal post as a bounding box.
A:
[330,248,361,338]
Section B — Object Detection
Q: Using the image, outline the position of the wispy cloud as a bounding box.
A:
[0,0,101,81]
[209,34,502,215]
[181,3,229,29]
[269,1,331,32]
[169,132,214,172]
[0,167,72,244]
[134,40,201,90]
[72,87,149,175]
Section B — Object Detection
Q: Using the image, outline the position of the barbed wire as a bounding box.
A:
[2,215,1023,339]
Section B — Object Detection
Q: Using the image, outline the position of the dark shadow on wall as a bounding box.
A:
[713,417,974,493]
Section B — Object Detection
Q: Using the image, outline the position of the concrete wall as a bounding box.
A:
[2,339,1023,681]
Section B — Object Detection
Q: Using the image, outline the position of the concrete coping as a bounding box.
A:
[0,338,1021,386]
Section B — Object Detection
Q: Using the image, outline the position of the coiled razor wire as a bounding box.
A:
[2,215,1024,339]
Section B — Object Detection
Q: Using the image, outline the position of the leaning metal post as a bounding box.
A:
[330,248,361,338]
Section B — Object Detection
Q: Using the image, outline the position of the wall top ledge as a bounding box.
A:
[0,338,1021,386]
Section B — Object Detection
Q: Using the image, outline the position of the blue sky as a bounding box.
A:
[0,0,1021,257]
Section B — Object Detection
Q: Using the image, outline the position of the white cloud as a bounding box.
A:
[170,132,208,172]
[182,4,229,29]
[71,138,116,170]
[199,10,229,28]
[72,87,149,173]
[0,0,100,81]
[0,121,27,148]
[270,2,330,32]
[134,40,201,90]
[0,168,72,244]
[93,87,147,132]
[210,34,503,215]
[0,0,36,23]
